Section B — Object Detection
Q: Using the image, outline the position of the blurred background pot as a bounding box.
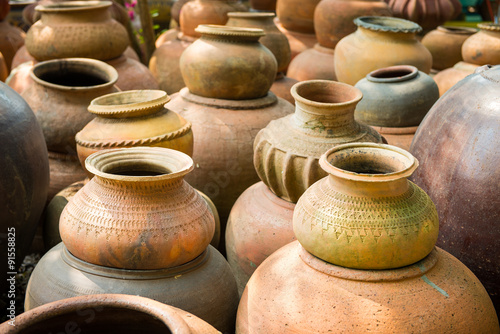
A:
[276,0,320,34]
[432,60,478,96]
[461,23,500,66]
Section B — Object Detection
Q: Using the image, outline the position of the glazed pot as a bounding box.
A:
[294,143,439,269]
[334,16,432,85]
[276,0,321,34]
[370,125,418,151]
[354,65,439,127]
[287,43,336,81]
[0,20,25,71]
[432,60,478,96]
[314,0,392,49]
[25,1,129,61]
[250,0,276,10]
[180,25,277,100]
[275,18,317,60]
[76,90,193,172]
[462,23,500,66]
[1,294,219,333]
[236,241,499,333]
[60,147,215,270]
[410,64,500,312]
[421,25,477,70]
[25,243,239,334]
[226,181,295,295]
[254,80,383,203]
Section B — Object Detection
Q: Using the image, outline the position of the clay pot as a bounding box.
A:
[462,23,500,66]
[48,151,87,201]
[276,0,321,34]
[25,1,129,61]
[25,243,239,334]
[314,0,392,49]
[422,26,477,70]
[334,16,432,85]
[0,0,9,21]
[250,0,276,11]
[354,65,439,127]
[287,43,336,81]
[226,181,295,295]
[254,80,383,203]
[20,58,119,153]
[0,20,25,71]
[180,25,277,100]
[155,28,180,47]
[0,51,6,80]
[236,241,499,333]
[171,0,190,25]
[1,294,219,333]
[106,55,159,91]
[370,125,418,151]
[226,12,291,73]
[275,17,317,60]
[270,72,298,105]
[432,61,478,96]
[179,0,247,38]
[410,64,500,312]
[59,147,215,270]
[294,143,439,269]
[0,81,49,298]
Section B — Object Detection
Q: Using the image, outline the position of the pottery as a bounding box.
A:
[180,25,277,100]
[432,61,478,96]
[25,243,239,334]
[287,43,336,81]
[0,51,6,80]
[25,1,129,61]
[236,241,499,333]
[334,16,432,85]
[0,0,8,21]
[421,25,477,70]
[254,80,383,203]
[370,125,418,151]
[1,294,220,333]
[47,151,87,201]
[410,64,500,312]
[226,181,295,295]
[250,0,276,10]
[269,72,298,105]
[155,27,180,47]
[171,0,190,25]
[354,65,439,127]
[462,23,500,66]
[59,147,215,270]
[105,55,159,90]
[276,0,321,34]
[275,18,317,61]
[0,20,25,71]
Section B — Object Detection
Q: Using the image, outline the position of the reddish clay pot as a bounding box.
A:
[155,27,180,47]
[462,23,500,66]
[287,43,336,81]
[0,0,9,21]
[432,61,478,96]
[47,151,87,201]
[371,125,418,151]
[0,51,6,80]
[270,72,298,105]
[250,0,276,10]
[5,60,34,94]
[276,0,321,34]
[275,17,317,60]
[226,181,295,295]
[106,55,159,90]
[0,20,25,71]
[171,0,191,25]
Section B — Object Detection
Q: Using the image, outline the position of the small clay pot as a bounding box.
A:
[462,23,500,66]
[432,61,478,96]
[276,0,321,34]
[287,43,336,81]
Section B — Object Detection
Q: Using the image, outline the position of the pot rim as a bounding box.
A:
[291,79,363,108]
[227,11,275,19]
[436,25,478,35]
[35,0,111,12]
[477,23,500,32]
[355,16,422,34]
[195,24,265,38]
[366,65,419,83]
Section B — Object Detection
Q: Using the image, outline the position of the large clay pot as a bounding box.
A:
[276,0,321,34]
[462,23,500,66]
[236,241,499,333]
[249,0,276,10]
[226,181,295,295]
[180,25,277,100]
[47,151,87,201]
[1,294,219,333]
[254,80,383,203]
[275,18,317,60]
[370,125,418,151]
[0,51,7,80]
[410,65,500,312]
[59,147,215,270]
[432,60,478,96]
[25,1,129,61]
[334,16,432,85]
[25,243,239,334]
[269,72,298,105]
[0,20,25,71]
[171,0,190,25]
[105,55,159,90]
[0,81,49,298]
[421,26,477,70]
[0,0,9,20]
[287,43,336,81]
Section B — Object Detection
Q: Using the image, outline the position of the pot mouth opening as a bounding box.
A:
[367,65,418,83]
[195,24,265,38]
[227,11,275,19]
[36,0,111,12]
[291,80,362,107]
[88,90,170,117]
[355,16,422,33]
[436,25,478,34]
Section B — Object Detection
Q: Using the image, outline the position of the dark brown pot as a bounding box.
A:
[250,0,276,10]
[0,20,25,71]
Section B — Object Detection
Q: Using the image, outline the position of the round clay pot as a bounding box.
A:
[155,27,180,47]
[25,243,239,334]
[371,125,418,151]
[226,181,295,295]
[276,0,321,34]
[180,25,277,100]
[410,64,500,312]
[254,80,383,203]
[462,23,500,66]
[275,18,317,60]
[432,61,478,96]
[354,65,439,127]
[5,60,34,94]
[25,1,129,61]
[314,0,392,49]
[0,20,25,71]
[294,143,439,269]
[1,294,219,334]
[236,241,499,333]
[250,0,276,11]
[226,12,291,73]
[171,0,190,25]
[47,151,87,201]
[270,72,298,105]
[334,16,432,85]
[0,51,7,80]
[59,147,215,270]
[421,25,477,70]
[106,55,159,91]
[287,43,336,81]
[0,0,9,21]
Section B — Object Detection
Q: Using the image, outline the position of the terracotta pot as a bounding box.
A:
[334,16,432,85]
[5,60,34,94]
[155,27,180,47]
[371,125,418,151]
[226,12,291,73]
[287,43,336,81]
[48,151,87,201]
[180,25,277,100]
[25,243,239,334]
[276,0,320,34]
[254,80,383,203]
[0,0,9,21]
[422,26,477,70]
[250,0,276,10]
[1,294,219,333]
[60,147,215,270]
[226,181,295,295]
[0,51,6,80]
[354,65,439,127]
[270,72,298,105]
[314,0,392,49]
[432,61,478,96]
[171,0,191,25]
[0,81,49,298]
[0,20,25,71]
[20,58,119,153]
[25,1,129,61]
[275,17,317,60]
[106,55,159,91]
[410,64,500,312]
[462,23,500,66]
[384,0,461,32]
[179,0,247,38]
[236,241,499,333]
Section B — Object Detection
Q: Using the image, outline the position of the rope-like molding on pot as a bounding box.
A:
[354,16,422,34]
[478,23,500,31]
[196,24,265,38]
